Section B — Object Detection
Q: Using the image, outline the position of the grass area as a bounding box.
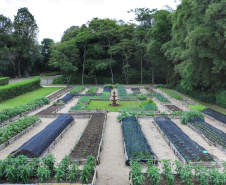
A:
[0,87,62,111]
[85,100,139,112]
[174,90,226,115]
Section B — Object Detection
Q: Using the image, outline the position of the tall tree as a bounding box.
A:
[13,7,38,76]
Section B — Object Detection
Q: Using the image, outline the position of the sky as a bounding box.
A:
[1,0,181,43]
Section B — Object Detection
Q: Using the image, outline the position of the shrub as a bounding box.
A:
[0,77,9,86]
[69,86,84,94]
[52,75,66,84]
[103,84,113,88]
[188,105,206,111]
[0,77,40,103]
[216,91,226,108]
[181,110,204,125]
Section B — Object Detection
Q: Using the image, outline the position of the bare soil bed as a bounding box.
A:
[36,104,63,115]
[70,113,105,160]
[47,87,71,101]
[165,104,182,112]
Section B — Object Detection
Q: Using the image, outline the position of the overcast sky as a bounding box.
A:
[1,0,181,43]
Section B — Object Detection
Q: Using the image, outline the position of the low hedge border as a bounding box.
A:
[0,77,40,103]
[0,77,9,86]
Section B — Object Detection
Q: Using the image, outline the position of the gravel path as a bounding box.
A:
[96,112,130,185]
[96,87,103,93]
[0,118,55,160]
[50,118,89,163]
[57,98,79,113]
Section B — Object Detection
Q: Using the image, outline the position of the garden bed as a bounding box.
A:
[36,104,65,116]
[153,116,219,167]
[188,117,226,153]
[121,117,158,165]
[69,113,106,164]
[46,87,71,101]
[202,108,226,126]
[164,104,182,112]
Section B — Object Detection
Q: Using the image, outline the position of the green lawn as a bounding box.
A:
[85,100,140,112]
[0,87,62,111]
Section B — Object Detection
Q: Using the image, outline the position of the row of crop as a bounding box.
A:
[188,117,226,150]
[0,97,49,124]
[0,77,9,86]
[153,93,170,103]
[121,116,157,164]
[86,86,98,94]
[154,116,213,163]
[160,88,183,100]
[69,86,85,94]
[0,115,40,146]
[0,77,40,103]
[130,160,226,185]
[0,154,96,184]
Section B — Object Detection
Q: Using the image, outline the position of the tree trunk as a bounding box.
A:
[108,38,114,84]
[122,54,128,84]
[82,44,86,85]
[66,74,71,84]
[17,60,21,77]
[152,69,155,84]
[94,71,97,85]
[140,51,143,84]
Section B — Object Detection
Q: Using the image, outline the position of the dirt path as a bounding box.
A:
[96,87,103,93]
[96,112,130,185]
[0,118,55,160]
[139,118,179,167]
[50,118,89,163]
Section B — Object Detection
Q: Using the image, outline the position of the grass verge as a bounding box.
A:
[85,100,139,112]
[0,87,62,111]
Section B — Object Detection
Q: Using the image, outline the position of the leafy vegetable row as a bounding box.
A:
[86,86,98,94]
[69,86,85,94]
[153,93,170,103]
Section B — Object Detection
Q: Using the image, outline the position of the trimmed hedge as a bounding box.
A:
[0,77,40,102]
[216,91,226,108]
[0,77,9,86]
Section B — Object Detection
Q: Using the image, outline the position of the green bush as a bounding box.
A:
[181,110,204,125]
[103,84,113,88]
[0,77,9,86]
[216,91,226,108]
[0,97,49,123]
[69,86,84,94]
[0,77,40,103]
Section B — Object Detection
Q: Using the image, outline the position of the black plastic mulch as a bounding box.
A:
[202,108,226,124]
[58,93,75,103]
[11,114,74,158]
[103,86,112,92]
[154,116,213,162]
[69,93,102,97]
[189,117,226,149]
[122,117,157,165]
[131,88,140,91]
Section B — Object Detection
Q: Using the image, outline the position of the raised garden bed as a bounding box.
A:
[69,113,106,164]
[11,114,74,158]
[131,88,140,94]
[46,87,72,101]
[103,86,111,92]
[36,104,65,116]
[153,116,219,167]
[121,117,158,165]
[202,108,226,126]
[57,93,75,104]
[188,117,226,153]
[164,104,182,112]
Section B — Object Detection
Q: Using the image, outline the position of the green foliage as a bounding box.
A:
[117,85,127,97]
[68,162,78,182]
[0,77,9,86]
[86,86,98,94]
[69,86,84,94]
[180,164,193,185]
[0,115,40,145]
[181,110,204,125]
[117,109,138,121]
[103,84,113,88]
[70,104,85,110]
[80,156,96,184]
[146,161,161,184]
[216,91,226,108]
[41,154,56,174]
[188,105,206,111]
[137,94,147,100]
[161,160,175,185]
[139,99,158,111]
[129,161,145,185]
[0,77,40,103]
[0,97,49,123]
[78,96,90,103]
[153,93,170,103]
[161,88,183,100]
[37,166,51,183]
[131,151,153,160]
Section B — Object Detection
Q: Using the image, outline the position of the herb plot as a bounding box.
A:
[70,113,106,163]
[189,117,226,152]
[121,117,157,165]
[153,116,213,163]
[202,108,226,125]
